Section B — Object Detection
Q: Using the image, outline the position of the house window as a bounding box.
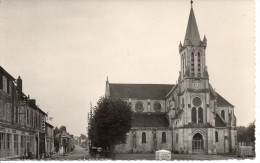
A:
[142,132,146,143]
[192,107,197,123]
[198,107,203,123]
[30,136,34,153]
[6,134,11,156]
[0,74,3,90]
[162,132,166,143]
[9,81,12,95]
[0,100,3,120]
[20,135,26,155]
[7,79,9,94]
[2,76,7,93]
[176,133,178,143]
[30,111,33,127]
[35,114,38,128]
[0,133,5,158]
[221,110,225,120]
[15,107,19,124]
[215,131,219,142]
[26,109,28,126]
[14,134,19,155]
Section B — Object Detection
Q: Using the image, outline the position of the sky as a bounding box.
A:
[0,0,255,136]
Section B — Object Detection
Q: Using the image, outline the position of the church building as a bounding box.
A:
[105,1,237,154]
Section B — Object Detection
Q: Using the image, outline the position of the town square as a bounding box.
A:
[0,0,257,161]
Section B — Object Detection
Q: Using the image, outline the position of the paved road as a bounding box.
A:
[47,145,88,160]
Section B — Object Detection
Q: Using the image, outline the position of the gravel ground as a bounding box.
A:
[114,153,253,160]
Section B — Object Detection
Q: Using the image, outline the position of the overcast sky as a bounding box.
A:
[0,0,255,136]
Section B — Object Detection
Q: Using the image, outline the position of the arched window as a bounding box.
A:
[198,107,203,123]
[221,110,225,120]
[162,132,166,143]
[215,131,219,142]
[191,52,195,75]
[192,107,197,123]
[182,54,185,73]
[142,132,146,143]
[153,102,162,112]
[198,52,201,75]
[198,52,201,63]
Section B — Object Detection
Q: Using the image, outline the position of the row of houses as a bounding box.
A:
[0,66,54,160]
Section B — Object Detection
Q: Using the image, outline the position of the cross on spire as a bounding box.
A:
[190,0,193,8]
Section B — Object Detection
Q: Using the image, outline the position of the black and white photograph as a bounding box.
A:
[0,0,258,161]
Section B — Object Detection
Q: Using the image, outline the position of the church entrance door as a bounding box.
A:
[192,133,205,153]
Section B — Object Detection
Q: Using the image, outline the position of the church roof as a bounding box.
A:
[216,92,234,107]
[132,113,169,128]
[109,83,174,100]
[215,114,226,127]
[184,7,201,46]
[209,84,234,107]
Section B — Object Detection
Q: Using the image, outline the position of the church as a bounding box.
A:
[104,1,237,154]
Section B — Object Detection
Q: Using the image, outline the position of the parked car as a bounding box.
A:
[237,146,255,157]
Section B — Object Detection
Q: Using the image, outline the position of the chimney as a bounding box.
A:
[29,99,36,106]
[17,76,22,92]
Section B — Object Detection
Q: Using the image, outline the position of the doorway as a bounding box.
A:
[192,133,204,153]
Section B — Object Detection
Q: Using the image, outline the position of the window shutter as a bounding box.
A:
[0,74,3,90]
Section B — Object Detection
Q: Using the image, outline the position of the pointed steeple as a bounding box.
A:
[184,1,201,46]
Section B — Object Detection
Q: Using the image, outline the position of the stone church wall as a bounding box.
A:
[155,130,172,151]
[114,129,172,153]
[230,129,237,152]
[215,128,225,153]
[135,130,154,153]
[128,99,167,113]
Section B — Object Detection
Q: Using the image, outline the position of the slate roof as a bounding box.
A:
[216,92,234,107]
[184,7,201,46]
[215,114,226,127]
[109,83,174,100]
[132,113,169,128]
[208,84,234,108]
[0,66,15,81]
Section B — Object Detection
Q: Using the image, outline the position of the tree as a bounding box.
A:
[60,126,67,132]
[88,97,133,156]
[247,121,255,142]
[237,121,255,146]
[237,126,247,142]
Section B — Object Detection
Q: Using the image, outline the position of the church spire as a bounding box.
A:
[184,0,201,46]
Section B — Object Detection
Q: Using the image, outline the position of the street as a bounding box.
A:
[45,145,87,160]
[114,153,249,160]
[41,146,254,160]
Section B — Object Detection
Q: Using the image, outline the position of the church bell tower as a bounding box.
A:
[177,0,212,126]
[178,0,208,84]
